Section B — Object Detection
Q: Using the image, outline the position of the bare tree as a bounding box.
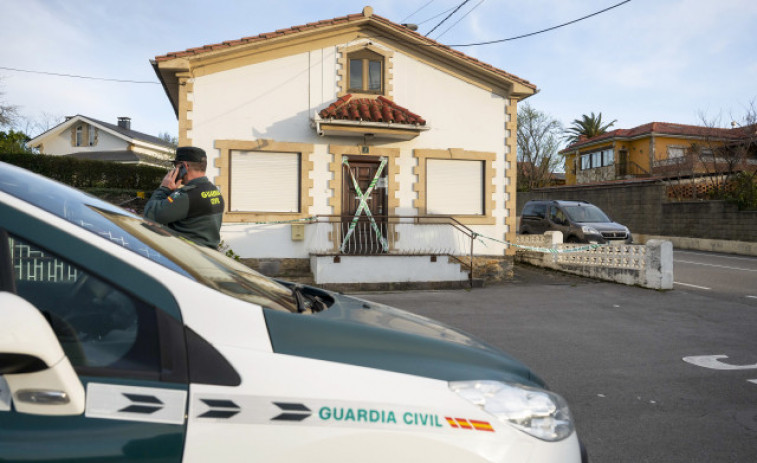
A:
[516,103,563,191]
[0,81,19,128]
[694,100,757,206]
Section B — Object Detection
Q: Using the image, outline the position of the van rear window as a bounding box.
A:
[523,203,546,219]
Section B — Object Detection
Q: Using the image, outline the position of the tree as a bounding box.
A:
[0,83,19,128]
[158,132,178,148]
[0,130,33,154]
[564,112,616,143]
[693,100,757,208]
[516,103,564,191]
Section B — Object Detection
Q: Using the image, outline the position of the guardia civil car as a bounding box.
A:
[0,161,585,462]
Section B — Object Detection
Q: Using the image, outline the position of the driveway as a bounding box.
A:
[357,264,757,462]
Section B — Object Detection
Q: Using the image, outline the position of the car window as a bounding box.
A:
[9,234,161,376]
[523,203,546,219]
[0,161,297,313]
[550,207,567,225]
[562,205,610,223]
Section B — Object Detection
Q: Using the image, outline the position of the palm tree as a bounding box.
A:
[564,112,617,144]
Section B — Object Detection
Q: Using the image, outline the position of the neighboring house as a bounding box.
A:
[27,115,175,167]
[151,7,537,284]
[561,121,757,185]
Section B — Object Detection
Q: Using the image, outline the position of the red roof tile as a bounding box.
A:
[319,95,426,126]
[561,121,757,152]
[153,10,535,91]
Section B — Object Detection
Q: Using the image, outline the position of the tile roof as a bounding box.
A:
[562,121,757,152]
[84,116,175,148]
[319,95,426,125]
[154,10,535,91]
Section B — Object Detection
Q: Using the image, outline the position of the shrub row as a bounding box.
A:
[0,153,168,190]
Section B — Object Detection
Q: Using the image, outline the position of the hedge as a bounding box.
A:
[0,152,168,190]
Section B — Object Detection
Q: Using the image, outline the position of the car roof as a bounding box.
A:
[525,199,592,206]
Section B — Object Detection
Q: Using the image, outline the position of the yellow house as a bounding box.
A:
[560,122,756,185]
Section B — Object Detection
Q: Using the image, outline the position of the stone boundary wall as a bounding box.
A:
[515,232,673,290]
[517,182,757,255]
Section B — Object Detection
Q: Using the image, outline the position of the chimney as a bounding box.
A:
[117,117,131,130]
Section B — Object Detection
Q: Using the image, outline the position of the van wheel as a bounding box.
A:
[566,236,580,243]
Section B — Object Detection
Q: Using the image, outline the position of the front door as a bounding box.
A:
[341,157,388,254]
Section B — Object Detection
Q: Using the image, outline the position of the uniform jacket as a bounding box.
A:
[144,176,225,248]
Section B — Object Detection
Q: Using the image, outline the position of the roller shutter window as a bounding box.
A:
[230,150,300,213]
[426,159,484,215]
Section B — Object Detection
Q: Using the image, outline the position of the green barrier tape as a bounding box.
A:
[232,216,603,254]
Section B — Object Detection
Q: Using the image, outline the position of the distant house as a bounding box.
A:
[151,6,537,285]
[561,122,757,185]
[27,116,175,167]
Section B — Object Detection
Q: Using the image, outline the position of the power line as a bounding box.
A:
[416,5,459,26]
[425,0,472,37]
[445,0,632,47]
[433,0,486,40]
[0,66,160,84]
[401,0,436,23]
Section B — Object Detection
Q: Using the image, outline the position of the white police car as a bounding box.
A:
[0,161,585,462]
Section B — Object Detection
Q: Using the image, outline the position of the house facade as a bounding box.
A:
[561,121,757,185]
[152,7,536,284]
[27,116,175,167]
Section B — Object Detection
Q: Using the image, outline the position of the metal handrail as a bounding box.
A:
[311,214,478,288]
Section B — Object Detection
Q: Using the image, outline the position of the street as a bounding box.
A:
[357,255,757,462]
[673,250,757,305]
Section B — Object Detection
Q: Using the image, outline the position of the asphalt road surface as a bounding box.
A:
[673,250,757,306]
[357,261,757,462]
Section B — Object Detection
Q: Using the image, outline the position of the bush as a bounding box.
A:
[0,152,167,190]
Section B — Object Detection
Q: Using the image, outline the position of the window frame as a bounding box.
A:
[214,139,315,224]
[347,49,384,94]
[229,150,302,213]
[337,43,394,98]
[413,148,496,225]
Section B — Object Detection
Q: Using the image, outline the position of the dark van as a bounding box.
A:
[519,200,632,244]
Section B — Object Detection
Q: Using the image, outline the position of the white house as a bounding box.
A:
[152,6,537,285]
[27,116,175,167]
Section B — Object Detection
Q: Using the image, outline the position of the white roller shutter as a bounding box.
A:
[230,151,300,212]
[426,159,483,215]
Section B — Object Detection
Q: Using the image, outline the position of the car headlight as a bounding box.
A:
[449,380,574,442]
[581,225,599,235]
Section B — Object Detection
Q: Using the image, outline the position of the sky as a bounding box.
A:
[2,0,756,142]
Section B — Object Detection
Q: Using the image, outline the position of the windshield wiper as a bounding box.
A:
[291,285,327,314]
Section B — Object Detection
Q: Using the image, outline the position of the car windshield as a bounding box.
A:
[562,204,610,223]
[0,161,298,313]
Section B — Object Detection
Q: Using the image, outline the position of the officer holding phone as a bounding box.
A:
[144,146,225,248]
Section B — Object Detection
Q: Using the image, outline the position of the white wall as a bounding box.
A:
[41,125,129,155]
[189,40,511,258]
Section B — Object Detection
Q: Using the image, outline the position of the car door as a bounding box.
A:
[0,224,189,463]
[548,205,571,237]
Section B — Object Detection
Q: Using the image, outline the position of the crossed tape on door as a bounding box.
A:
[341,156,389,252]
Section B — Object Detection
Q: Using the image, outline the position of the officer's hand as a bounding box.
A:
[160,167,183,190]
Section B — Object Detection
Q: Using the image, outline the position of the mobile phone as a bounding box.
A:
[176,163,188,180]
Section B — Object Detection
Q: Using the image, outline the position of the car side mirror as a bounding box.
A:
[0,292,85,416]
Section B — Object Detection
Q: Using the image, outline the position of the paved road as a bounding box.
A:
[357,263,757,462]
[674,250,757,305]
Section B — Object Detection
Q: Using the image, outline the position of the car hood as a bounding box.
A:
[576,221,627,232]
[263,289,544,388]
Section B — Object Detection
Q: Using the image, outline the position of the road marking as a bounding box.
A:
[749,380,757,385]
[747,296,757,300]
[674,282,711,290]
[683,355,757,371]
[674,259,757,273]
[676,250,757,263]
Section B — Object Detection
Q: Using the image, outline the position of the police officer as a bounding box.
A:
[144,146,225,248]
